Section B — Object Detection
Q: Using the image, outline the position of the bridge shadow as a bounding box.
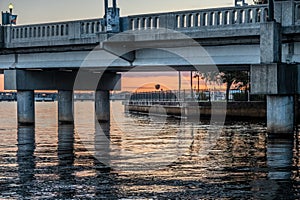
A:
[17,125,36,198]
[250,133,295,199]
[94,122,119,198]
[57,124,76,199]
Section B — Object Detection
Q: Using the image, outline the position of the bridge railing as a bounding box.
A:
[5,4,269,45]
[128,4,268,30]
[8,18,105,43]
[79,19,105,37]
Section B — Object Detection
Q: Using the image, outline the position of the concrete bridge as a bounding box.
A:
[1,0,300,133]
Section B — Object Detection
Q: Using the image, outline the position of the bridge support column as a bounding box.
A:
[58,90,74,124]
[251,63,297,134]
[95,90,110,122]
[17,90,35,125]
[267,95,294,133]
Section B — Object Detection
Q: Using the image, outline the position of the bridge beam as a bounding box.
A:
[17,90,35,125]
[95,90,110,122]
[58,90,74,124]
[4,70,121,91]
[4,69,120,124]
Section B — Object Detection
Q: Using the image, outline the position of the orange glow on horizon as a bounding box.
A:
[0,73,227,93]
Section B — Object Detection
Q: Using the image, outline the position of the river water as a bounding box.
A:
[0,101,299,199]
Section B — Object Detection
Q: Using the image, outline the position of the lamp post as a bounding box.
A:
[9,3,13,14]
[193,72,200,95]
[268,0,274,22]
[103,0,120,32]
[8,3,13,27]
[7,3,14,43]
[104,0,108,20]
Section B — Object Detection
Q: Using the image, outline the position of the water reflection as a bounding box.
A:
[267,134,294,198]
[252,134,294,199]
[2,102,299,199]
[94,122,111,170]
[267,135,293,180]
[57,124,75,198]
[94,122,118,198]
[17,125,36,197]
[58,124,74,169]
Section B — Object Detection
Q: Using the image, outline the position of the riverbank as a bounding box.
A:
[125,101,266,120]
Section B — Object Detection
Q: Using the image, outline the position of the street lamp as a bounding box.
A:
[8,3,13,14]
[193,72,200,95]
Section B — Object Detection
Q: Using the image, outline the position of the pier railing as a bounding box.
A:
[128,90,213,106]
[127,90,265,106]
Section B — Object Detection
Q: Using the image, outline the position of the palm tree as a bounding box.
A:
[220,71,249,102]
[199,71,249,102]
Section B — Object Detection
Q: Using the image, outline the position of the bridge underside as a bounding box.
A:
[0,44,261,74]
[0,39,299,73]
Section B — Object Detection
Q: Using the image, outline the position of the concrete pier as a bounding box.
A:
[95,90,110,122]
[58,90,74,124]
[17,90,35,125]
[251,19,297,133]
[267,96,294,133]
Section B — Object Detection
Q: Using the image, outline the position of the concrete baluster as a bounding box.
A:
[179,15,184,28]
[245,9,250,23]
[229,10,234,25]
[237,9,243,24]
[254,8,259,23]
[146,17,151,29]
[200,12,206,26]
[260,8,266,23]
[208,12,213,26]
[186,14,191,27]
[215,11,220,26]
[153,17,158,28]
[222,11,227,25]
[194,13,199,27]
[141,18,145,29]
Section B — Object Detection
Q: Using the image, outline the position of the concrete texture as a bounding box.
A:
[17,90,35,125]
[95,90,110,122]
[58,91,74,124]
[251,63,297,94]
[260,22,281,63]
[267,95,294,133]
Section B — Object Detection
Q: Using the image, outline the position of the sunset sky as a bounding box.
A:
[0,0,254,92]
